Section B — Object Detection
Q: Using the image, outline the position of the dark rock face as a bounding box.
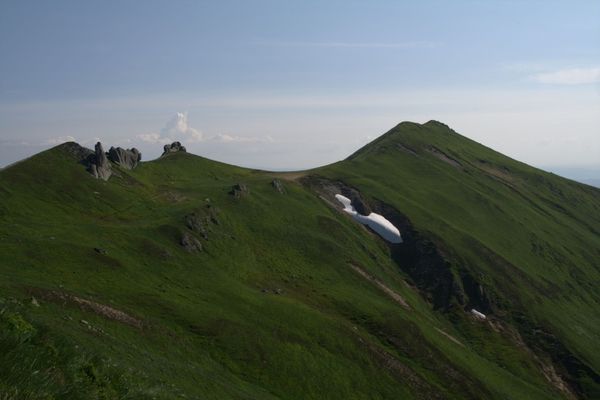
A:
[340,186,371,215]
[271,179,285,194]
[107,147,141,170]
[180,232,202,252]
[302,175,491,311]
[162,141,186,156]
[88,142,112,181]
[229,183,249,199]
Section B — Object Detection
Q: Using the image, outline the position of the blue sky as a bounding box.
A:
[1,1,599,179]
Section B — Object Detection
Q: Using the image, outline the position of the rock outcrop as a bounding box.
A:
[180,232,202,252]
[107,147,141,170]
[184,213,209,239]
[89,142,112,181]
[162,141,186,156]
[271,179,285,194]
[184,204,219,241]
[229,183,249,199]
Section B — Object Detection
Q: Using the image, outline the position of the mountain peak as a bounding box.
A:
[347,120,457,160]
[424,120,452,130]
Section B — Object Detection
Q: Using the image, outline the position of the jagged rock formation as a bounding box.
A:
[162,141,186,156]
[85,143,141,179]
[107,146,141,170]
[88,142,112,181]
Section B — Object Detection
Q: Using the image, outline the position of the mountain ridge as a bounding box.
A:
[0,121,598,399]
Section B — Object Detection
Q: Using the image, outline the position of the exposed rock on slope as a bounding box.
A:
[88,142,112,180]
[180,231,202,252]
[107,146,142,170]
[162,141,186,156]
[230,183,249,198]
[184,206,219,238]
[271,179,285,194]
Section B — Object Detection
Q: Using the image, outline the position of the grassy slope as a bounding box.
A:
[319,121,600,391]
[0,122,597,399]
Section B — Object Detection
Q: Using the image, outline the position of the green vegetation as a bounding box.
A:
[0,121,598,399]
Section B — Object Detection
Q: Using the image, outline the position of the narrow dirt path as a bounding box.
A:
[434,327,465,347]
[29,288,143,328]
[349,263,410,309]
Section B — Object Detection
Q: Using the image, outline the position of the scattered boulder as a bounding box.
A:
[271,179,285,194]
[180,232,202,252]
[162,141,187,156]
[229,183,249,199]
[88,142,112,180]
[107,146,142,170]
[94,247,107,255]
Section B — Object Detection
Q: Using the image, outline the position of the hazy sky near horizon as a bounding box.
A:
[1,1,599,174]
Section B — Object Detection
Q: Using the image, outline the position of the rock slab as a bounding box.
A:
[162,141,187,156]
[108,147,142,170]
[89,142,112,181]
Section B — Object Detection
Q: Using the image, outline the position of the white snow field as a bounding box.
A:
[334,194,403,244]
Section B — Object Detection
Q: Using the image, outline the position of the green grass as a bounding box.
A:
[0,121,598,399]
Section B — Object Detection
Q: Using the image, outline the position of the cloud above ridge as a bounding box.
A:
[532,67,600,85]
[138,112,271,145]
[138,112,203,144]
[45,135,76,145]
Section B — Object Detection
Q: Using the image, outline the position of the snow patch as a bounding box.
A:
[334,194,402,244]
[471,309,486,320]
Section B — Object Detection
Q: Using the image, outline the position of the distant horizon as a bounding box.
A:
[2,120,599,188]
[1,1,599,180]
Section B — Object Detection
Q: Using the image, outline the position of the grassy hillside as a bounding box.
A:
[0,121,598,399]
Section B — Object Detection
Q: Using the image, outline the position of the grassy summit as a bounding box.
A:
[0,121,598,399]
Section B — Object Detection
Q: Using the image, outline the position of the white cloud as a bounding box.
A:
[137,132,172,145]
[138,112,272,146]
[532,67,600,85]
[138,112,203,144]
[208,133,274,143]
[45,135,76,145]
